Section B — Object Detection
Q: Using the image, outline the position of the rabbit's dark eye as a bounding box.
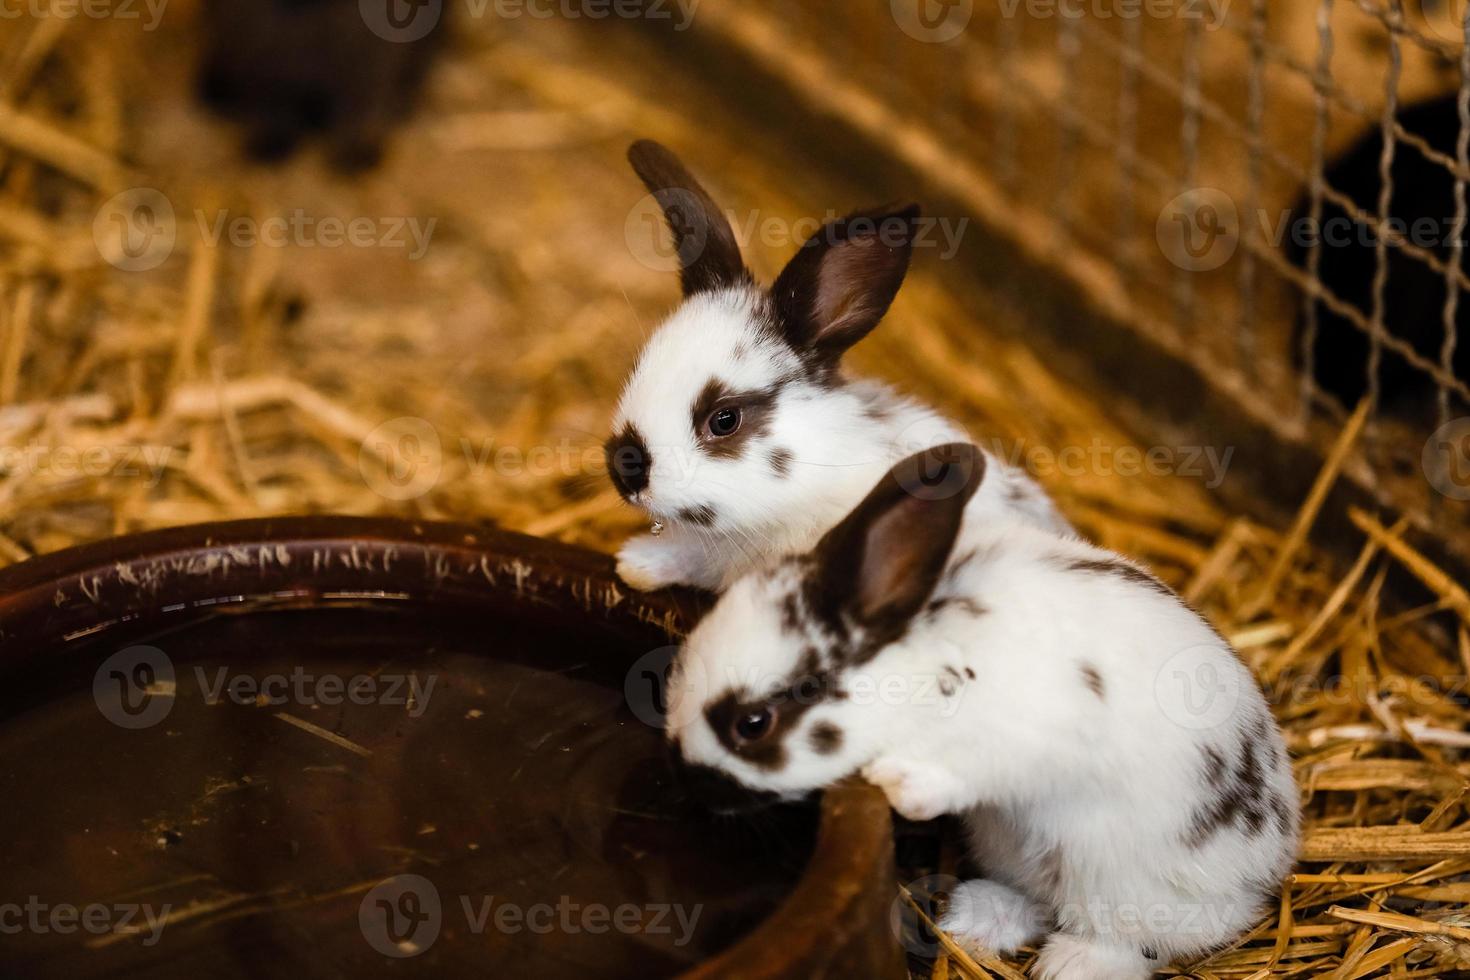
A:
[733,706,776,743]
[707,407,742,438]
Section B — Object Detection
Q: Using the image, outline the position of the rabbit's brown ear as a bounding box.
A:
[627,140,748,297]
[771,204,920,373]
[807,444,985,656]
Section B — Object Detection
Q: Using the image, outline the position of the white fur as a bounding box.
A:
[668,519,1298,978]
[611,286,1071,591]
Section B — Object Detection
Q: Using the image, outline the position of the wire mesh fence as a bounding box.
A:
[733,0,1470,543]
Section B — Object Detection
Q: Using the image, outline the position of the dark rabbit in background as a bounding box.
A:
[197,0,447,170]
[1287,93,1470,415]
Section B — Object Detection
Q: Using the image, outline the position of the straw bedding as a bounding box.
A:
[2,8,1469,978]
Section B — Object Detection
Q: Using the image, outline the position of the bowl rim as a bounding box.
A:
[0,517,901,979]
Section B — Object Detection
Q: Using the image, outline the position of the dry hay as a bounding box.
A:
[2,8,1470,979]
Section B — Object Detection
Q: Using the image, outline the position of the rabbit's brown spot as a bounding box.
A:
[678,504,717,527]
[862,400,892,423]
[1064,556,1175,598]
[768,446,793,477]
[780,595,805,634]
[944,545,996,585]
[1185,740,1272,847]
[1271,793,1294,837]
[809,722,843,755]
[706,692,790,770]
[1038,847,1065,894]
[606,425,652,498]
[926,596,988,619]
[691,378,775,459]
[705,668,845,771]
[964,666,975,679]
[1080,662,1105,699]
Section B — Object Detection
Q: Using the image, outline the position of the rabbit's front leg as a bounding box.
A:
[862,754,970,822]
[616,526,722,592]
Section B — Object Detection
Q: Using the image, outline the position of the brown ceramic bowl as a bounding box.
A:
[0,518,904,979]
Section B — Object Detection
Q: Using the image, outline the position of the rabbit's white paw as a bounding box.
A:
[1033,934,1155,980]
[938,879,1049,955]
[861,756,966,821]
[615,534,692,592]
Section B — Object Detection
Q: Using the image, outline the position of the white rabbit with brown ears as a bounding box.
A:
[605,140,1071,593]
[664,444,1298,980]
